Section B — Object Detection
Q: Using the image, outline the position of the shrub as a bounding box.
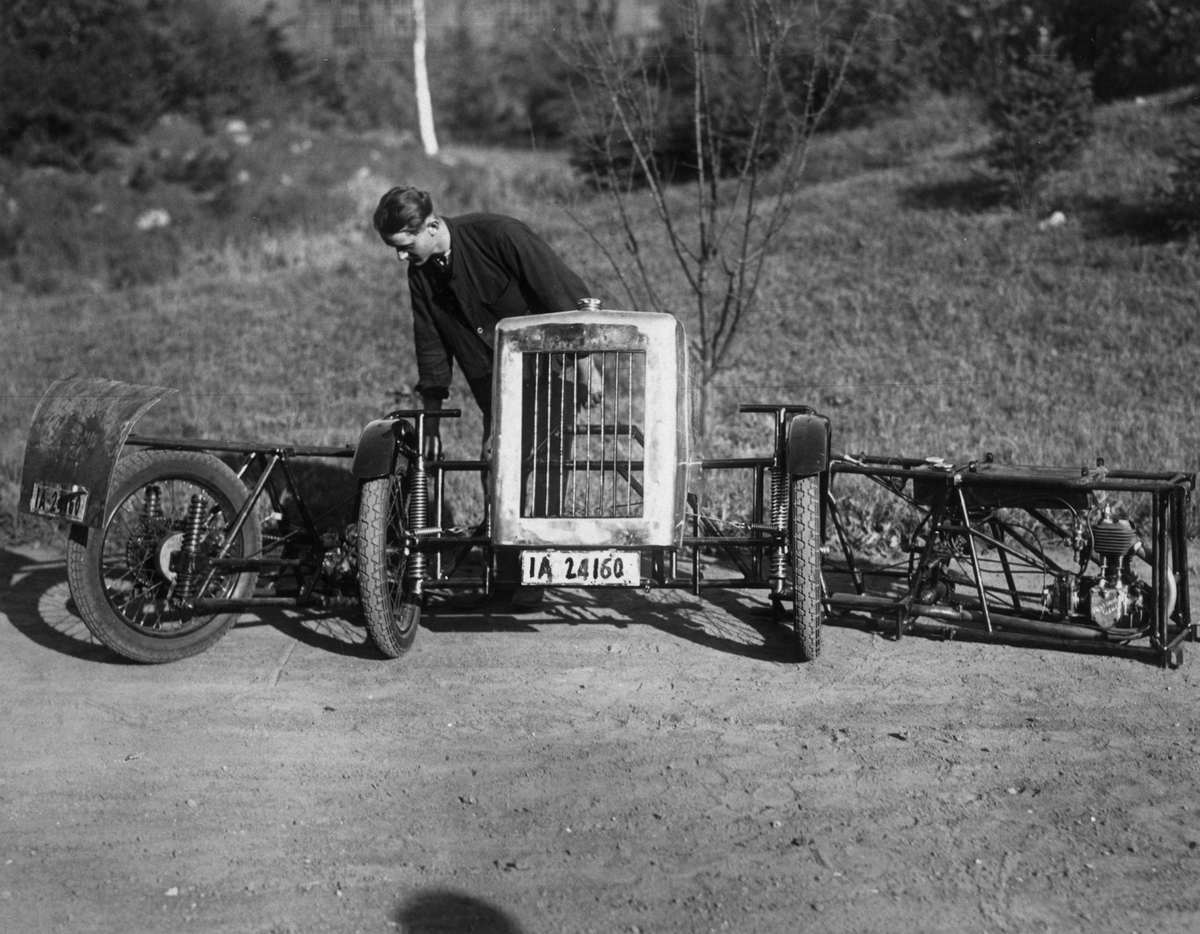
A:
[296,49,416,133]
[0,0,293,171]
[899,0,1200,103]
[895,0,1046,96]
[0,0,167,169]
[984,43,1095,207]
[1049,0,1200,101]
[567,0,907,188]
[429,29,577,148]
[128,117,238,196]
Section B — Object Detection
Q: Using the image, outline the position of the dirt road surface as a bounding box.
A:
[2,542,1199,934]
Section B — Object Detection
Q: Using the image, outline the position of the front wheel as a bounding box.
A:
[790,474,824,661]
[66,449,262,663]
[357,472,421,658]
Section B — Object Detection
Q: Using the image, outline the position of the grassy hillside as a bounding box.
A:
[3,91,1198,544]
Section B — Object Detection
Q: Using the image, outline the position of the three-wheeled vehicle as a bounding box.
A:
[19,305,1195,667]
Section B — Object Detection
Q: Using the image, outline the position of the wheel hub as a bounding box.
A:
[156,532,184,582]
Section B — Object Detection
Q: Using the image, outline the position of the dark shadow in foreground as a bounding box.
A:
[825,609,1184,668]
[393,888,525,934]
[0,546,383,662]
[419,583,799,663]
[0,547,118,662]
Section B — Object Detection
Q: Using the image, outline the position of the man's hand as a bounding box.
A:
[421,394,444,462]
[423,429,441,463]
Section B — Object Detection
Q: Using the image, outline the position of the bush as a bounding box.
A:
[1049,0,1200,101]
[430,29,576,147]
[900,0,1200,103]
[128,118,237,196]
[567,0,912,187]
[295,49,416,133]
[0,0,166,169]
[0,0,293,171]
[984,43,1095,207]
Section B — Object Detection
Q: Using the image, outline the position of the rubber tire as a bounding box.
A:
[66,449,261,663]
[357,472,421,659]
[790,473,823,661]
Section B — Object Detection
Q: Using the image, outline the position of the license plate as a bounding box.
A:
[521,550,640,587]
[28,481,89,521]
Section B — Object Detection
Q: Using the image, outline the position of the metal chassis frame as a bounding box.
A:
[399,405,807,600]
[822,453,1196,668]
[75,420,1197,670]
[119,433,357,614]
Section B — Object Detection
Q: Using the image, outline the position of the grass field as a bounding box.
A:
[3,90,1198,544]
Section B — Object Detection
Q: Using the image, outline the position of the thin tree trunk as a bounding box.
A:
[412,0,439,157]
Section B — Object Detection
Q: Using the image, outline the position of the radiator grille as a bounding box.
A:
[521,349,646,518]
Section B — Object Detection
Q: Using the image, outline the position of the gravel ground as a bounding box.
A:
[2,542,1199,934]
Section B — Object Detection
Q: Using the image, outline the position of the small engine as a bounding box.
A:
[317,524,361,602]
[1043,508,1149,630]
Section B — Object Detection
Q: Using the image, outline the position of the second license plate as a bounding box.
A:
[520,550,640,587]
[27,480,90,521]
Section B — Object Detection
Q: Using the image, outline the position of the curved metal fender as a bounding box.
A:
[351,418,414,480]
[20,376,174,528]
[785,412,830,477]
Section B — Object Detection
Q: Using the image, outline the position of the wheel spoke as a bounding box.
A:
[65,450,262,662]
[100,478,243,633]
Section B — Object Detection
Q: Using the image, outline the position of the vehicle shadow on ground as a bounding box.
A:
[4,548,1176,667]
[250,607,381,659]
[0,547,117,662]
[827,609,1175,667]
[422,585,798,662]
[393,888,525,933]
[0,546,382,663]
[821,567,1182,667]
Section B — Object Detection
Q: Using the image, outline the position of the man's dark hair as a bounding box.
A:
[373,186,434,240]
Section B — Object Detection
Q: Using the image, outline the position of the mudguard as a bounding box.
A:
[20,377,174,528]
[351,417,415,480]
[786,412,830,478]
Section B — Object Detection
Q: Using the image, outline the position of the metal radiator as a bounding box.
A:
[491,309,688,549]
[522,349,646,519]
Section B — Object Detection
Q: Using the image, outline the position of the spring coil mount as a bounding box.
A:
[174,493,207,602]
[768,463,789,589]
[141,485,164,524]
[406,464,428,585]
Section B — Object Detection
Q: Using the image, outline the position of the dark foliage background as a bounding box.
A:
[3,0,1197,173]
[0,0,1196,293]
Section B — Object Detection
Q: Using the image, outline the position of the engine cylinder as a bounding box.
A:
[1090,518,1134,557]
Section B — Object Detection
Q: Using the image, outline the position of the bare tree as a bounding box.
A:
[567,0,865,438]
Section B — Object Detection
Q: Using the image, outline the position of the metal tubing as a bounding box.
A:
[956,488,994,633]
[826,592,1113,641]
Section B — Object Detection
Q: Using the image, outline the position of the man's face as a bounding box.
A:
[385,219,438,266]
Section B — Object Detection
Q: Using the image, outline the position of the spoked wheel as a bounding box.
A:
[66,450,261,663]
[357,471,421,658]
[790,473,824,661]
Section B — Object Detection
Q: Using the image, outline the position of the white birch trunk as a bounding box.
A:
[412,0,439,157]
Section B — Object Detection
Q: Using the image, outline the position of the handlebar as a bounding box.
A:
[384,408,462,421]
[738,403,817,415]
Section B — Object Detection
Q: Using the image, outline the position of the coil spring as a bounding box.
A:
[174,493,207,601]
[141,485,163,524]
[406,467,428,584]
[769,463,788,588]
